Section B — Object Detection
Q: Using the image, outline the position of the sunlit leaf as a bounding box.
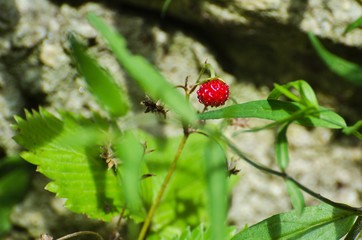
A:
[344,16,362,34]
[115,131,147,220]
[275,123,289,171]
[309,32,362,85]
[169,224,237,240]
[299,81,319,108]
[198,100,346,129]
[204,137,228,240]
[232,204,357,240]
[14,109,129,221]
[285,180,305,215]
[69,34,129,117]
[87,13,197,124]
[143,133,234,239]
[268,80,318,108]
[144,134,208,239]
[343,120,362,140]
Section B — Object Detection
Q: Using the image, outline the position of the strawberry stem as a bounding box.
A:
[195,62,217,84]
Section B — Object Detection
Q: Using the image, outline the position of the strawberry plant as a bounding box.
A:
[12,13,362,240]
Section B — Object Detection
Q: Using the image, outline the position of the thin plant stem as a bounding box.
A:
[223,135,362,214]
[57,231,103,240]
[138,134,189,240]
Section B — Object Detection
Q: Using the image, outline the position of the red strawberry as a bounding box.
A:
[197,78,229,107]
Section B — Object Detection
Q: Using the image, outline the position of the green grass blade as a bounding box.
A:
[344,216,362,240]
[198,100,346,129]
[231,204,357,240]
[69,34,129,117]
[115,131,146,221]
[309,32,362,85]
[275,123,289,171]
[162,0,173,17]
[204,137,228,240]
[344,16,362,34]
[285,179,305,215]
[87,13,197,124]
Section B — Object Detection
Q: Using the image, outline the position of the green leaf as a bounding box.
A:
[14,109,129,221]
[144,134,208,239]
[198,100,346,129]
[343,120,362,140]
[0,157,32,234]
[204,137,228,240]
[272,84,301,102]
[231,204,357,240]
[170,224,237,240]
[285,180,305,215]
[115,131,147,221]
[308,32,362,85]
[143,133,234,239]
[268,80,318,108]
[344,216,362,240]
[344,16,362,34]
[69,34,129,117]
[275,124,289,171]
[162,0,173,17]
[87,13,197,124]
[299,81,319,108]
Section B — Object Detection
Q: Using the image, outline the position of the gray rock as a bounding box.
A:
[0,0,20,33]
[119,0,362,46]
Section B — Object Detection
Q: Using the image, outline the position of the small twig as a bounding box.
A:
[223,135,362,214]
[56,231,103,240]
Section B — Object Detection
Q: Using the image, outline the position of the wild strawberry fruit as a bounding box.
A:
[197,78,229,107]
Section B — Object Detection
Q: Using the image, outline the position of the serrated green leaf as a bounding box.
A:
[309,32,362,85]
[87,13,197,124]
[14,109,128,221]
[198,100,346,129]
[13,109,63,149]
[285,180,305,215]
[344,16,362,34]
[204,137,228,240]
[275,124,289,171]
[69,34,129,117]
[231,204,357,240]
